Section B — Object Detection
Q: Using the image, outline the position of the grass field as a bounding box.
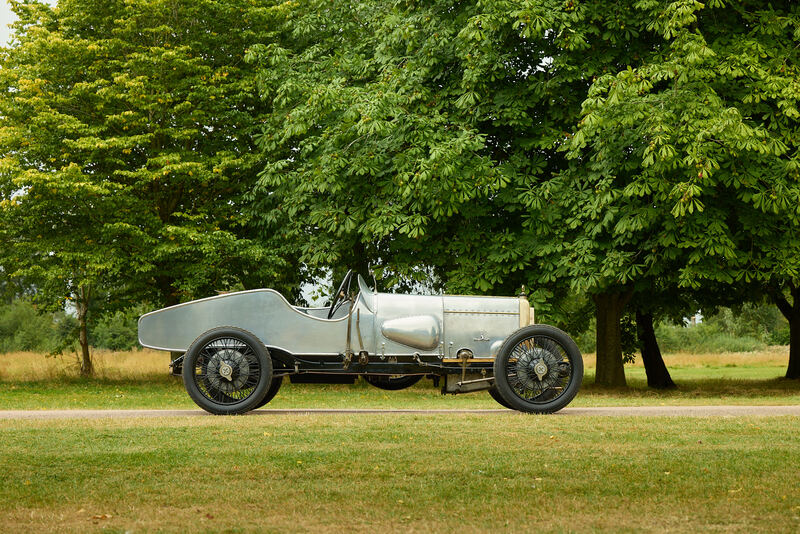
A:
[1,349,799,532]
[1,347,799,410]
[2,414,799,533]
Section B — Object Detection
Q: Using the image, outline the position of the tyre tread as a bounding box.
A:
[182,326,273,415]
[493,324,583,414]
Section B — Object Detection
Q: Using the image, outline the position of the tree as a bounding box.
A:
[249,0,660,326]
[0,0,302,371]
[248,0,502,291]
[564,0,800,378]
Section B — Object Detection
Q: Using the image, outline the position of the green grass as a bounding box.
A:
[1,415,799,532]
[2,353,799,532]
[625,363,787,380]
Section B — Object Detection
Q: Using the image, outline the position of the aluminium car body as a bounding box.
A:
[138,271,583,414]
[138,275,532,359]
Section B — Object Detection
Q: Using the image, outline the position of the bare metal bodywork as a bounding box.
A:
[139,276,533,361]
[139,272,583,415]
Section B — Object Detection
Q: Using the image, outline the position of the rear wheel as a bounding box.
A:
[493,325,583,414]
[182,327,273,415]
[364,374,423,390]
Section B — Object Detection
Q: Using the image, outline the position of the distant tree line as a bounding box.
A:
[0,297,787,359]
[0,299,145,353]
[1,0,798,383]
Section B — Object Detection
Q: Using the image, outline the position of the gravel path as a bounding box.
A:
[0,405,799,419]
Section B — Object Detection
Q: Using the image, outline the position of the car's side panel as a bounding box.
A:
[442,295,519,358]
[139,280,525,361]
[138,289,353,354]
[374,293,444,357]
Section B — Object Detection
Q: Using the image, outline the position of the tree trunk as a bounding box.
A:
[156,275,179,307]
[593,291,631,387]
[635,310,676,389]
[772,285,800,380]
[76,285,93,377]
[787,316,800,379]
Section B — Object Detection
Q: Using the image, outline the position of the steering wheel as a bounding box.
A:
[327,270,354,319]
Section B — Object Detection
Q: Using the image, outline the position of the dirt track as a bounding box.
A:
[1,405,799,419]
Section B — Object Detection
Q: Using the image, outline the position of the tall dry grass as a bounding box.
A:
[0,349,170,381]
[582,346,789,369]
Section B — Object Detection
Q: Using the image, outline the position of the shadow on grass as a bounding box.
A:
[580,374,800,399]
[4,373,800,395]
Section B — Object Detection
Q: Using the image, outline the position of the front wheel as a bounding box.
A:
[182,327,273,415]
[493,325,583,414]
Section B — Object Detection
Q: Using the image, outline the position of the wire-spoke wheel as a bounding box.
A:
[182,327,273,415]
[493,325,583,414]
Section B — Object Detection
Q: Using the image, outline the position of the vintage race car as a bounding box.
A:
[138,271,583,414]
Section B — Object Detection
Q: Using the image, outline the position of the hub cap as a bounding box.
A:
[506,337,573,403]
[533,360,548,380]
[193,337,261,405]
[219,361,234,381]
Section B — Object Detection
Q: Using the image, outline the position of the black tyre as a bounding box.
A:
[488,386,513,409]
[253,376,283,409]
[364,374,423,391]
[493,325,583,414]
[182,327,273,415]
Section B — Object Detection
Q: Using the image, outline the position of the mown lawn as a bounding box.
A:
[2,350,799,532]
[2,414,799,533]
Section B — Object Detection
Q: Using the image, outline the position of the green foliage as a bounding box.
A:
[1,0,797,381]
[580,319,769,354]
[90,305,150,351]
[0,0,311,370]
[561,1,800,294]
[0,299,76,353]
[574,321,598,354]
[0,0,301,316]
[620,314,638,363]
[506,0,800,379]
[247,0,658,317]
[0,299,151,353]
[654,323,766,354]
[245,1,800,382]
[576,301,789,354]
[703,303,790,347]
